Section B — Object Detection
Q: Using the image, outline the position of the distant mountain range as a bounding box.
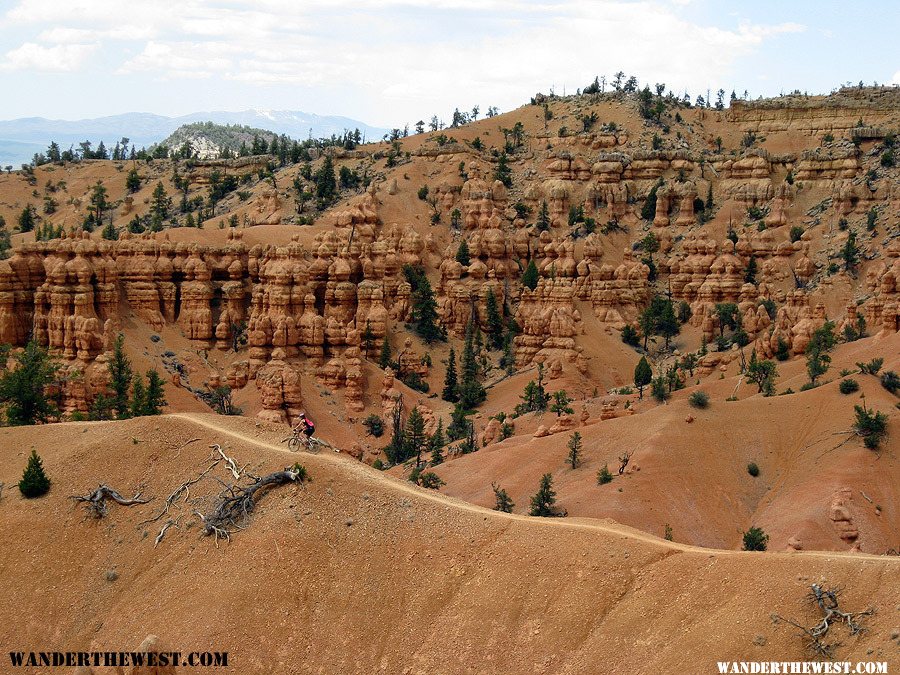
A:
[0,110,389,166]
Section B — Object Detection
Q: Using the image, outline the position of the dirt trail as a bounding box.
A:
[169,412,900,564]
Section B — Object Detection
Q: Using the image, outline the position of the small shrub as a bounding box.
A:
[789,226,804,243]
[688,391,709,409]
[401,371,430,393]
[881,371,900,394]
[747,462,760,477]
[289,463,311,483]
[650,376,669,403]
[839,379,859,394]
[854,404,888,449]
[417,471,445,490]
[621,324,640,347]
[596,464,613,485]
[857,358,883,375]
[492,482,514,512]
[362,414,384,437]
[774,337,791,361]
[18,449,50,498]
[742,526,768,551]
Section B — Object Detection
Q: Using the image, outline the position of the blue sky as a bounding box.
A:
[0,0,897,128]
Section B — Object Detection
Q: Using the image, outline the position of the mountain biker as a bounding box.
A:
[296,412,315,439]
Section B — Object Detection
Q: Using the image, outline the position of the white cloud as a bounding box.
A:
[37,26,155,43]
[118,41,232,78]
[893,71,900,85]
[1,0,809,122]
[0,42,98,72]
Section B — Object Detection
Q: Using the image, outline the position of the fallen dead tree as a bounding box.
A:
[196,464,310,543]
[773,584,875,658]
[139,445,247,546]
[72,485,150,518]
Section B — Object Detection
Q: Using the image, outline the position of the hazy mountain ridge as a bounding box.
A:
[160,122,283,159]
[0,109,388,165]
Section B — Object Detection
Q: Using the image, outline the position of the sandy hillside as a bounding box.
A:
[0,413,898,674]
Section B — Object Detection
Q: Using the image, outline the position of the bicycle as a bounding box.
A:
[282,427,335,453]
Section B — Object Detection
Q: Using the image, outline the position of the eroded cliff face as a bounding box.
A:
[0,87,897,425]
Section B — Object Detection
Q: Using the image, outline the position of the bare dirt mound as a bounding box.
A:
[434,332,900,553]
[0,414,897,674]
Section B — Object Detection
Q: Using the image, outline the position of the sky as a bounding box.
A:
[0,0,897,128]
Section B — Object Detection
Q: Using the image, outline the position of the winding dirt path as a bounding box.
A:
[169,412,899,564]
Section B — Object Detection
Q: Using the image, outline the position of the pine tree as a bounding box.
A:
[384,400,406,465]
[529,473,557,517]
[805,321,837,385]
[842,230,860,271]
[18,449,50,498]
[634,356,652,399]
[18,205,36,233]
[656,298,679,349]
[536,201,550,231]
[494,152,512,188]
[108,334,133,419]
[442,347,459,402]
[455,240,471,267]
[90,181,109,223]
[361,321,377,359]
[550,390,573,416]
[746,350,777,395]
[514,363,549,415]
[101,218,117,241]
[430,419,445,466]
[500,329,515,375]
[641,180,661,221]
[314,154,337,201]
[492,482,514,512]
[0,340,60,425]
[485,288,503,350]
[143,369,167,415]
[447,404,469,441]
[129,375,146,418]
[522,259,539,290]
[744,255,758,283]
[458,320,486,409]
[125,167,141,193]
[150,182,170,227]
[742,526,768,551]
[411,273,445,344]
[378,336,392,370]
[567,431,582,469]
[405,407,427,468]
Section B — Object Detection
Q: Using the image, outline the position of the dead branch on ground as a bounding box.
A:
[138,456,223,526]
[773,584,874,658]
[210,443,251,480]
[155,518,179,547]
[72,485,150,518]
[196,464,310,543]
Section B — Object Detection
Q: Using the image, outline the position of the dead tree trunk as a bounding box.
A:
[618,451,633,475]
[774,583,874,658]
[72,485,150,518]
[197,467,309,541]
